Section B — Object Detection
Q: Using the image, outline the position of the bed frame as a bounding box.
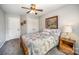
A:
[20,36,29,55]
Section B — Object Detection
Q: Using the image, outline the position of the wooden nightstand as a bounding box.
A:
[58,37,76,55]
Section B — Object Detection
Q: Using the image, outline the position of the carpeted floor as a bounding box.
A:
[0,39,23,55]
[46,48,65,55]
[0,39,65,55]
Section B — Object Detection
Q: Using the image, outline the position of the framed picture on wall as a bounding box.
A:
[45,16,58,29]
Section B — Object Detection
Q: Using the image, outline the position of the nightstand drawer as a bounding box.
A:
[59,44,74,54]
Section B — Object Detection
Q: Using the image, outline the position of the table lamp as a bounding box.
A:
[63,25,72,38]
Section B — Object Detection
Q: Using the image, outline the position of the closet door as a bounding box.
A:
[27,17,39,34]
[8,16,20,40]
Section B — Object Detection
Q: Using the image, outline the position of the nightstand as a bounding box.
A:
[58,34,76,55]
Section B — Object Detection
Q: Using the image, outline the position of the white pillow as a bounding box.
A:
[42,32,50,35]
[51,29,61,36]
[43,29,51,32]
[43,29,61,36]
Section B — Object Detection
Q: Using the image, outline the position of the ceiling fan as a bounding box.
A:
[21,4,43,15]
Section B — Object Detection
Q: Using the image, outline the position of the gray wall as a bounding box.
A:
[0,8,6,48]
[40,5,79,33]
[40,5,79,37]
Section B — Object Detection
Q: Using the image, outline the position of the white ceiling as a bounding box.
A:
[0,4,67,16]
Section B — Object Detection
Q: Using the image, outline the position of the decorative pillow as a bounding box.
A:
[41,31,50,35]
[43,29,61,36]
[43,29,51,32]
[51,29,61,36]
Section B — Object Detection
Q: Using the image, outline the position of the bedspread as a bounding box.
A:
[22,30,60,55]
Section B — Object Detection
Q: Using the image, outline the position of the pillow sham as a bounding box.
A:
[43,29,61,36]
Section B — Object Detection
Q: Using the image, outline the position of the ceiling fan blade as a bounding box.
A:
[22,4,43,14]
[36,9,43,12]
[21,7,30,10]
[26,11,30,14]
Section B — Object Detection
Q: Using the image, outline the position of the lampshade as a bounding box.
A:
[63,25,72,33]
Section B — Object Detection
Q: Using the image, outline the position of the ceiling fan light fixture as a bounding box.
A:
[30,10,35,13]
[21,4,43,15]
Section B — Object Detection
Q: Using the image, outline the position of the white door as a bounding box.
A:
[8,16,20,40]
[27,17,39,34]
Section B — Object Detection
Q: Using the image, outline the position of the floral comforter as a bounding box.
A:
[22,30,60,55]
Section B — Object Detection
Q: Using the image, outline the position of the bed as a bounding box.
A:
[21,29,61,55]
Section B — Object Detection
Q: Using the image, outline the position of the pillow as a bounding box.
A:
[43,29,52,32]
[43,29,61,36]
[51,29,61,36]
[41,31,50,35]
